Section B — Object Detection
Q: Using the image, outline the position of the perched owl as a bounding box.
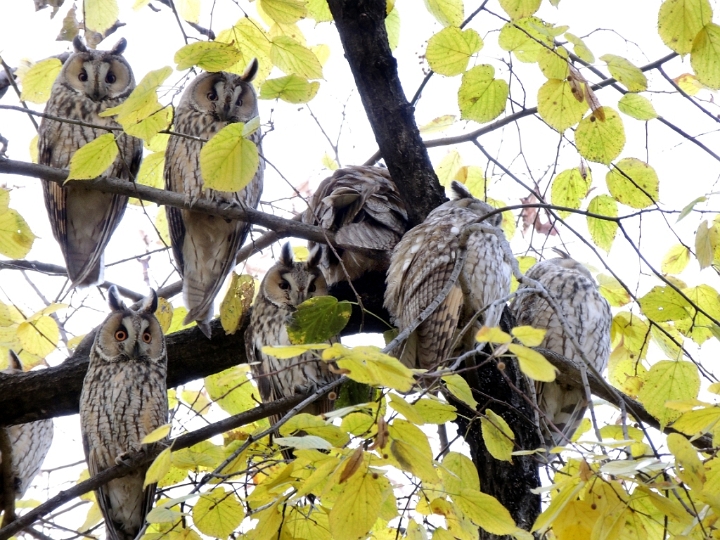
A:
[0,351,54,507]
[302,166,408,285]
[165,62,264,338]
[38,36,142,287]
[79,286,167,540]
[511,256,611,449]
[385,181,512,371]
[246,243,339,427]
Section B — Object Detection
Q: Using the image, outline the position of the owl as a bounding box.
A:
[302,166,408,285]
[385,181,512,371]
[79,286,167,540]
[511,256,611,449]
[38,36,143,287]
[245,243,339,427]
[165,62,264,338]
[0,351,54,508]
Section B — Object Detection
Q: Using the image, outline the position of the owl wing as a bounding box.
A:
[164,136,188,276]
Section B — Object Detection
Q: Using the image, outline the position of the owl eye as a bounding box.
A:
[236,96,243,106]
[105,72,116,84]
[114,328,127,341]
[78,69,88,82]
[207,91,218,101]
[142,331,152,344]
[278,280,290,290]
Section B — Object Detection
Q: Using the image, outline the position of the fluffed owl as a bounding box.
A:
[0,351,54,508]
[302,166,408,285]
[165,62,264,338]
[246,243,339,426]
[385,181,512,371]
[79,286,167,540]
[38,36,142,287]
[511,256,611,449]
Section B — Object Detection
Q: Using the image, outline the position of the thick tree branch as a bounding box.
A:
[327,0,445,226]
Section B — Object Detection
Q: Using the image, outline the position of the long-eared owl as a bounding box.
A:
[511,256,611,449]
[165,61,264,338]
[302,166,408,285]
[38,36,143,287]
[0,351,54,507]
[79,286,167,540]
[245,243,339,426]
[385,181,512,371]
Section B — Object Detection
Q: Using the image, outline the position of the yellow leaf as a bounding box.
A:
[181,389,211,415]
[172,441,225,470]
[142,423,172,444]
[440,451,480,493]
[66,133,119,181]
[262,343,329,359]
[442,374,479,409]
[511,326,546,347]
[259,0,307,24]
[192,487,244,538]
[458,65,509,123]
[323,343,416,392]
[328,461,386,540]
[175,0,200,23]
[565,32,594,63]
[618,93,658,121]
[220,273,255,335]
[426,27,483,77]
[532,477,584,533]
[575,107,626,165]
[597,274,631,307]
[388,393,425,424]
[205,366,259,416]
[101,67,173,126]
[667,432,705,490]
[84,0,119,33]
[199,122,260,192]
[124,107,172,143]
[658,0,712,54]
[17,316,58,357]
[413,398,457,424]
[454,488,517,535]
[424,0,464,27]
[551,168,590,218]
[20,58,62,104]
[270,35,323,79]
[385,6,401,50]
[280,413,349,446]
[259,74,320,103]
[476,326,512,344]
[672,406,720,437]
[606,158,659,209]
[456,165,486,198]
[662,244,690,274]
[537,79,589,132]
[144,445,173,488]
[481,409,515,462]
[435,150,463,187]
[0,207,36,259]
[600,54,648,92]
[587,195,618,252]
[499,0,541,20]
[696,220,713,269]
[419,115,457,134]
[499,17,555,63]
[175,41,244,71]
[389,419,439,482]
[130,151,165,205]
[638,360,700,428]
[154,297,173,334]
[508,343,557,382]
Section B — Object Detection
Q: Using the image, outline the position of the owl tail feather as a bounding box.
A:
[183,307,212,339]
[68,257,103,288]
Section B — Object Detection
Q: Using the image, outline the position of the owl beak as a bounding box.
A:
[132,341,141,358]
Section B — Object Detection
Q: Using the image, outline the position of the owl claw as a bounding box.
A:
[115,452,132,466]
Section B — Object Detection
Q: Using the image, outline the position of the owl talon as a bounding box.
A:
[115,452,132,466]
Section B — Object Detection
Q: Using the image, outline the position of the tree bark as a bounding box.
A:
[326,0,446,226]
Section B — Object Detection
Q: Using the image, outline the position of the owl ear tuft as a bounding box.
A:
[8,350,23,371]
[308,244,322,268]
[108,285,127,312]
[110,38,128,56]
[139,289,158,315]
[241,58,259,82]
[279,242,294,267]
[449,181,473,201]
[73,35,88,54]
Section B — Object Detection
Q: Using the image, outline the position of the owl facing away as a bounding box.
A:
[385,181,512,371]
[79,286,167,540]
[165,61,264,338]
[302,166,408,285]
[510,256,611,449]
[245,243,340,427]
[0,351,54,508]
[38,36,143,287]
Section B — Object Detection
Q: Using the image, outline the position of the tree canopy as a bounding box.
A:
[1,0,720,539]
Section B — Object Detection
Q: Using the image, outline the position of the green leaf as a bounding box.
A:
[385,6,400,50]
[638,361,700,428]
[84,0,119,33]
[323,344,415,392]
[508,344,557,382]
[638,285,691,323]
[587,195,618,252]
[66,133,119,181]
[499,0,541,19]
[0,207,35,259]
[663,244,691,274]
[691,23,720,89]
[454,488,517,535]
[174,41,243,71]
[597,274,632,307]
[205,366,259,415]
[192,487,244,539]
[600,54,648,92]
[199,122,260,192]
[551,168,590,218]
[658,0,713,55]
[270,35,323,79]
[606,158,659,209]
[287,296,351,344]
[618,93,658,121]
[423,0,464,27]
[481,409,515,462]
[259,0,307,24]
[565,32,594,63]
[458,65,509,123]
[537,46,570,79]
[20,59,62,104]
[498,17,554,63]
[575,107,626,164]
[101,67,173,126]
[259,74,320,103]
[426,27,483,76]
[537,79,588,132]
[219,273,255,335]
[442,374,479,409]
